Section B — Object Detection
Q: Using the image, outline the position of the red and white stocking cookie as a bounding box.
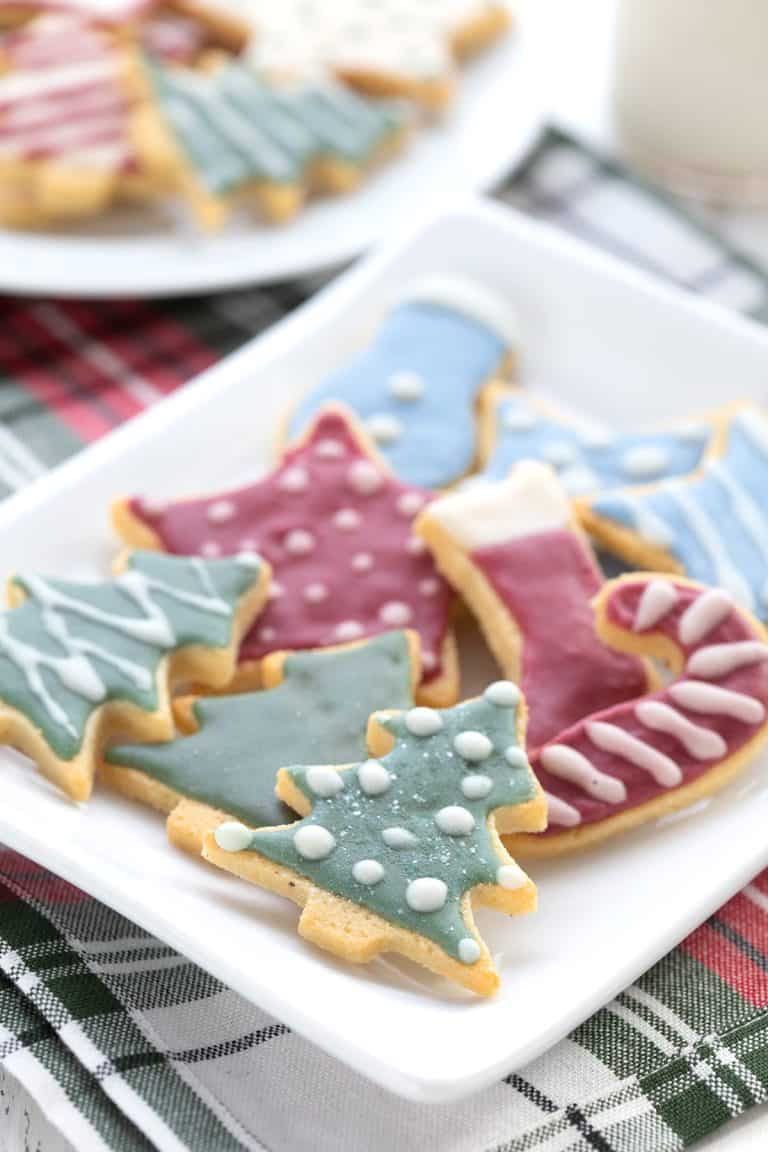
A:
[506,574,768,856]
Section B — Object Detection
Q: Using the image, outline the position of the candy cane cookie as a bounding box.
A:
[504,574,768,856]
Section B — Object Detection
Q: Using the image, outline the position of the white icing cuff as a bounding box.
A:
[424,462,572,551]
[398,277,519,348]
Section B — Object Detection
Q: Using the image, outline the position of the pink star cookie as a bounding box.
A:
[112,406,458,705]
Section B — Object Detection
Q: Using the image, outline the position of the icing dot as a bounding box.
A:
[206,499,236,524]
[406,535,427,555]
[239,538,259,552]
[406,877,447,913]
[405,707,443,736]
[559,466,599,495]
[580,426,614,449]
[421,651,437,672]
[268,581,284,599]
[357,759,391,796]
[505,746,529,770]
[303,582,328,603]
[353,859,384,885]
[315,438,345,458]
[458,937,481,965]
[284,529,315,555]
[140,498,166,517]
[335,620,363,641]
[484,681,520,708]
[461,774,493,800]
[258,626,276,643]
[379,601,412,626]
[497,863,527,890]
[388,370,425,401]
[397,491,424,517]
[306,766,344,797]
[351,552,374,572]
[454,731,493,762]
[366,413,402,444]
[201,540,221,558]
[542,441,580,468]
[382,826,418,849]
[213,821,252,852]
[435,805,475,836]
[347,459,383,495]
[279,466,309,492]
[419,577,440,596]
[294,824,335,860]
[621,444,670,479]
[502,406,536,431]
[334,508,361,530]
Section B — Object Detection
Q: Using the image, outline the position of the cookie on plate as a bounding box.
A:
[102,630,419,853]
[203,683,545,996]
[505,574,768,856]
[112,406,458,706]
[0,550,268,802]
[286,279,518,489]
[416,461,653,751]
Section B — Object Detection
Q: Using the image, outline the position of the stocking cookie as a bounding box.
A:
[102,630,418,853]
[579,406,768,620]
[505,574,768,856]
[203,684,545,996]
[417,462,652,749]
[112,406,457,705]
[477,386,717,494]
[286,280,517,489]
[0,550,268,802]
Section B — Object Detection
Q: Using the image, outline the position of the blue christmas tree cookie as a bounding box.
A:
[0,550,269,802]
[203,682,546,995]
[285,279,518,490]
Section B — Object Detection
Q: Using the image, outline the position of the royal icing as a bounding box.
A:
[480,392,713,493]
[126,409,453,686]
[0,551,263,761]
[420,464,650,749]
[587,408,768,620]
[287,280,515,489]
[533,576,768,832]
[225,685,538,962]
[106,630,415,829]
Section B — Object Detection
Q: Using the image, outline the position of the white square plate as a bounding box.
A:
[2,200,768,1103]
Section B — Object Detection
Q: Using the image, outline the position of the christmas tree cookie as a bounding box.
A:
[102,630,418,853]
[112,406,458,706]
[203,683,546,996]
[0,549,268,802]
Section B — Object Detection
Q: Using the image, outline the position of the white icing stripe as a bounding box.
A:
[677,588,733,647]
[669,680,765,724]
[544,792,582,827]
[585,721,682,787]
[686,641,768,679]
[399,277,519,346]
[633,579,678,632]
[424,461,571,551]
[0,60,118,104]
[711,461,768,570]
[540,744,627,804]
[666,486,754,610]
[634,700,727,760]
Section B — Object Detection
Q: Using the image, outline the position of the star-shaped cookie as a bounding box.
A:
[112,406,458,705]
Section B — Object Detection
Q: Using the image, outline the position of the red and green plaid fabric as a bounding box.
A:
[0,129,767,1151]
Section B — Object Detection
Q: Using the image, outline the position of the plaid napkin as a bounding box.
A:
[1,128,768,1152]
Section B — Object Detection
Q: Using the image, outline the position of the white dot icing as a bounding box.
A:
[388,370,425,401]
[334,508,361,530]
[303,582,328,603]
[353,859,385,885]
[406,535,427,555]
[454,730,493,761]
[366,413,402,443]
[213,821,252,852]
[294,824,335,860]
[357,759,391,796]
[421,651,437,671]
[505,746,529,770]
[284,529,315,555]
[239,537,259,552]
[461,774,493,800]
[418,577,439,596]
[484,681,520,708]
[379,601,412,626]
[347,459,383,495]
[207,499,236,524]
[201,540,221,557]
[279,466,308,492]
[351,552,374,572]
[435,805,475,836]
[497,863,527,890]
[397,491,424,517]
[559,466,599,495]
[268,581,284,599]
[405,707,443,736]
[306,766,344,798]
[458,937,481,965]
[503,406,537,431]
[406,877,447,913]
[543,441,580,468]
[315,438,344,458]
[258,626,276,643]
[335,620,363,641]
[382,826,418,849]
[621,444,670,479]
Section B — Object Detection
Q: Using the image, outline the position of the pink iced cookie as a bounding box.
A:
[112,406,458,705]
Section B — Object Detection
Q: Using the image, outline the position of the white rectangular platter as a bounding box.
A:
[1,199,768,1103]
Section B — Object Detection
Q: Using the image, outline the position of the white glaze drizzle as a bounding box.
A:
[544,791,582,827]
[633,579,678,632]
[668,680,765,724]
[540,744,627,804]
[585,720,682,787]
[634,700,727,760]
[666,486,754,609]
[686,641,768,679]
[677,588,733,647]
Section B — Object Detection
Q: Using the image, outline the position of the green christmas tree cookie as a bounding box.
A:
[0,550,269,802]
[103,630,418,853]
[204,682,546,996]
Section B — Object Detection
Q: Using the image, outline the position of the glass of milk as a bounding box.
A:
[613,0,768,206]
